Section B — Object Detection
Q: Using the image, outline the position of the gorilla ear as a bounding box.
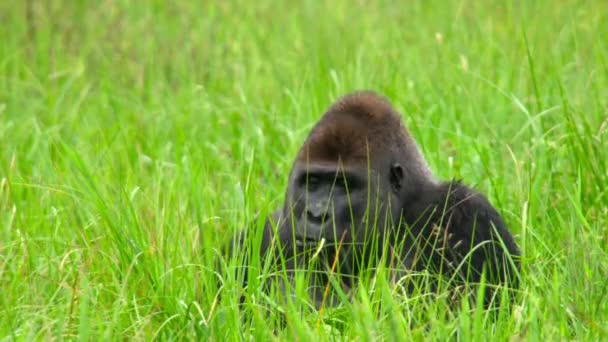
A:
[389,163,404,193]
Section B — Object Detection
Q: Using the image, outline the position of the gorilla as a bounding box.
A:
[230,91,520,310]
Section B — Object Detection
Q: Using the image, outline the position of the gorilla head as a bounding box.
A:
[284,92,434,254]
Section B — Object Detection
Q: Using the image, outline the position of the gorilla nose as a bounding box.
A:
[306,205,327,225]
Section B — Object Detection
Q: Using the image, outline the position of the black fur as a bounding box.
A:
[223,92,521,312]
[399,181,520,307]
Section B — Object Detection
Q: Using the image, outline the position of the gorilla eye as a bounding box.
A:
[336,175,360,191]
[309,175,320,186]
[336,177,350,189]
[301,174,321,190]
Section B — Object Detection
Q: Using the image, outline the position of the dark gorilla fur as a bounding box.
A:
[229,91,520,310]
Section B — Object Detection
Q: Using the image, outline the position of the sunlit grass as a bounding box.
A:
[1,0,607,339]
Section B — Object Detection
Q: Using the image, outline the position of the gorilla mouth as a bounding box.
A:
[295,236,325,247]
[295,234,343,248]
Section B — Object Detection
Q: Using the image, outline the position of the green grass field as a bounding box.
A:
[1,0,607,340]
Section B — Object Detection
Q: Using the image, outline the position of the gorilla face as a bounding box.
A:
[285,161,406,254]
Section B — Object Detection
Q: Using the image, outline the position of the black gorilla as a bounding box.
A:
[230,91,520,309]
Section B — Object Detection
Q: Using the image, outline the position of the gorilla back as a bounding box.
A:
[230,91,520,309]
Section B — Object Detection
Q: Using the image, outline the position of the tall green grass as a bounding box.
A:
[1,0,606,339]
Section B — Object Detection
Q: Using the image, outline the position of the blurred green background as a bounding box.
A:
[1,0,606,340]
